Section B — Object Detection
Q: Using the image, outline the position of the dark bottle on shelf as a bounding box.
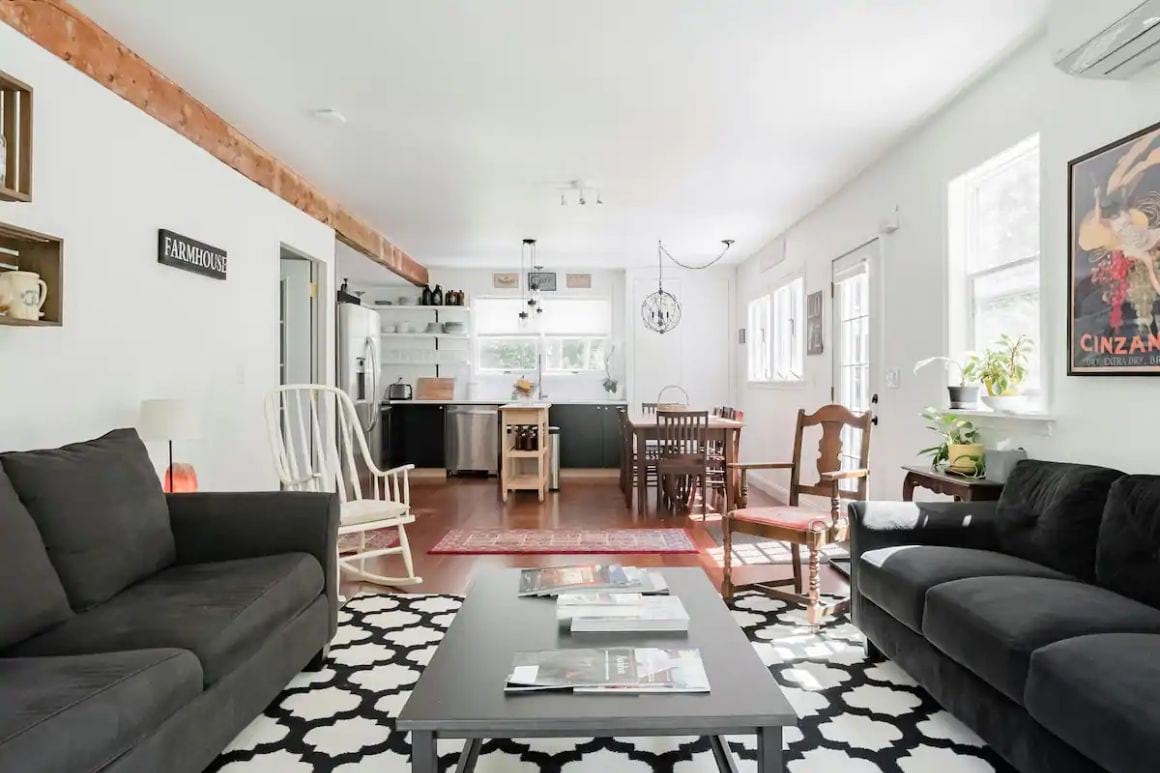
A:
[432,284,444,305]
[421,285,433,305]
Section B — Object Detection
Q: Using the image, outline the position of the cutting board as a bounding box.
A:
[416,377,455,401]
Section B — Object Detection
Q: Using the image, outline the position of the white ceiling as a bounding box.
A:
[75,0,1047,272]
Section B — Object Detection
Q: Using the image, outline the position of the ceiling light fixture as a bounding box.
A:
[310,107,348,125]
[560,179,603,206]
[641,241,681,335]
[659,239,735,270]
[518,238,537,327]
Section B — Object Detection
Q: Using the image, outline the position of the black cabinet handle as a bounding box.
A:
[870,393,879,425]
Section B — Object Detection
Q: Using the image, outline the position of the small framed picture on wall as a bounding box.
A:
[806,290,824,355]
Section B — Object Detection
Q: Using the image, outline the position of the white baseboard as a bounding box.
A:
[747,470,789,504]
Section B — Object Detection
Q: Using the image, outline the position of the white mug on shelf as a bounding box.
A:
[0,271,48,320]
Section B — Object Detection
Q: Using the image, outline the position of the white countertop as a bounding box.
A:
[383,399,627,406]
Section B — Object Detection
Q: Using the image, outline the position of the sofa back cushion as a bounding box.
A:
[995,459,1123,581]
[1097,475,1160,608]
[0,466,73,648]
[1,429,175,610]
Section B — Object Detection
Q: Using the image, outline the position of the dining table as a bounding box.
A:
[622,411,745,514]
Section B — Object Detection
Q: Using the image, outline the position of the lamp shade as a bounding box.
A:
[138,398,202,441]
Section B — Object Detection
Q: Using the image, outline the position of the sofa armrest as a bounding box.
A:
[167,492,339,639]
[847,499,1001,627]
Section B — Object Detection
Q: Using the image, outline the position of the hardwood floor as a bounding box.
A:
[341,471,850,599]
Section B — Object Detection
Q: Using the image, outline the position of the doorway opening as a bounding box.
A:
[831,239,878,489]
[279,247,322,387]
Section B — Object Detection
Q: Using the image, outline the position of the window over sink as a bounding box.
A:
[475,296,611,373]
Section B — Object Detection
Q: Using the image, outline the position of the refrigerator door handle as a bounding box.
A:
[363,335,379,433]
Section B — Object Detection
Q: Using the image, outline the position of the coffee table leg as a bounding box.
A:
[411,730,437,773]
[757,726,783,772]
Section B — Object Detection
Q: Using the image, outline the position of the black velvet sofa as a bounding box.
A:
[0,429,339,773]
[850,459,1160,773]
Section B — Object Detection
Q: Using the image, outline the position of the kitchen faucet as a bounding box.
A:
[537,353,548,400]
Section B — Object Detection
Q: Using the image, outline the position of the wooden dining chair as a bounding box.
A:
[655,409,709,518]
[723,404,872,629]
[619,408,660,495]
[707,408,743,509]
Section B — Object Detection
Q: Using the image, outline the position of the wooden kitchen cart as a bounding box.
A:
[500,403,551,502]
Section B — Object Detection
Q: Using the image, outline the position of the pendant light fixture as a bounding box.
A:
[518,238,534,327]
[641,240,682,334]
[659,239,735,270]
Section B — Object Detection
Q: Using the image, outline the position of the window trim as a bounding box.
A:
[947,133,1044,407]
[769,275,805,384]
[746,294,772,383]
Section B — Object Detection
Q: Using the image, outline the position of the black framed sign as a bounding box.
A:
[158,229,228,280]
[527,271,556,291]
[1068,121,1160,375]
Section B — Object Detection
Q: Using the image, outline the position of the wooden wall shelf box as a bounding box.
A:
[0,70,33,202]
[0,222,62,326]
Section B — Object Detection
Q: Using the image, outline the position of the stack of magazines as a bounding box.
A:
[505,647,709,693]
[556,593,690,632]
[518,564,669,597]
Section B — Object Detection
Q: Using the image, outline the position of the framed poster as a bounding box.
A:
[1069,121,1160,375]
[806,289,824,355]
[528,271,556,291]
[492,272,519,289]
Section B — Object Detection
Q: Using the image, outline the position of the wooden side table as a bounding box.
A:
[901,465,1004,502]
[500,403,551,502]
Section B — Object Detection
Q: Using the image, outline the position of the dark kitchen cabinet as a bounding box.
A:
[388,404,446,469]
[549,404,624,469]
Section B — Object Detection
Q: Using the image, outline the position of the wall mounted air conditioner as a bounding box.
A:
[1050,0,1160,79]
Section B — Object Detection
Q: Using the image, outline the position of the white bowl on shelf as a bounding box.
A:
[980,394,1028,414]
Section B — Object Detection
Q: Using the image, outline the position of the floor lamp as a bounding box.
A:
[139,398,202,493]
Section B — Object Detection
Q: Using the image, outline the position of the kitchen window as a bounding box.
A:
[948,134,1041,391]
[475,296,611,373]
[771,277,804,382]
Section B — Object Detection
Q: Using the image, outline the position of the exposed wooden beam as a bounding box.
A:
[0,0,428,286]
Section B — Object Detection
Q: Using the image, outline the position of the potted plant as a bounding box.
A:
[977,334,1033,413]
[913,355,981,409]
[919,408,985,477]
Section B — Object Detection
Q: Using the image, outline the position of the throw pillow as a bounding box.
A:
[1,428,175,610]
[1097,475,1160,608]
[0,465,73,648]
[995,459,1124,581]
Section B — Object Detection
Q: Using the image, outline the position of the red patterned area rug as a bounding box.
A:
[428,528,698,555]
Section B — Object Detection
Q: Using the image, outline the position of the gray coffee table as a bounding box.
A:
[397,567,796,772]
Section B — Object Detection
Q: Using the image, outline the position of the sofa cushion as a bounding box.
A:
[0,429,175,610]
[1097,475,1160,608]
[923,575,1160,704]
[0,649,201,773]
[995,459,1123,581]
[10,553,323,686]
[1026,634,1160,773]
[858,545,1070,633]
[0,467,72,649]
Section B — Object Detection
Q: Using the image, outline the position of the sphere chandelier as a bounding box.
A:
[641,241,682,334]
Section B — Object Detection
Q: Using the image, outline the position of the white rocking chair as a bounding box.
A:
[265,384,421,587]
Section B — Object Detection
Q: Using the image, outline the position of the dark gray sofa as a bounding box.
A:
[850,459,1160,773]
[0,429,338,773]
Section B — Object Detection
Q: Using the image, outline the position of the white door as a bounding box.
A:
[831,240,876,485]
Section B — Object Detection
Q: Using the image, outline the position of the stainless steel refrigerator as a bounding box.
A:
[337,301,385,481]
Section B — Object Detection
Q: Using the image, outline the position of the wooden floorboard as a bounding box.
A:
[341,472,850,598]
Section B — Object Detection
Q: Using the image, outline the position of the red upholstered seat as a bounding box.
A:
[730,506,831,531]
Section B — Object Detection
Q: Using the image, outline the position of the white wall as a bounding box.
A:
[0,25,337,489]
[628,265,736,410]
[735,33,1160,501]
[350,266,627,402]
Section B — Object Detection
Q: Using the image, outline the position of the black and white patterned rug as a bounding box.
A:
[210,593,1011,772]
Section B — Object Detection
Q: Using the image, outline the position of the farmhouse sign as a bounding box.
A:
[158,229,227,280]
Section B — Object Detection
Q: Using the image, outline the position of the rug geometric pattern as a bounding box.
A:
[210,592,1013,772]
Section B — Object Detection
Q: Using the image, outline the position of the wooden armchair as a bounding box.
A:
[723,404,872,629]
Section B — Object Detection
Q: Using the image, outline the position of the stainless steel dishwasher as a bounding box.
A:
[445,404,499,475]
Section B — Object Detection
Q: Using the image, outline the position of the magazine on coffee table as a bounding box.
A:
[505,648,709,693]
[556,595,690,632]
[518,565,669,597]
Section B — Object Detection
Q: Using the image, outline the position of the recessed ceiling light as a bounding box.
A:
[310,108,348,125]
